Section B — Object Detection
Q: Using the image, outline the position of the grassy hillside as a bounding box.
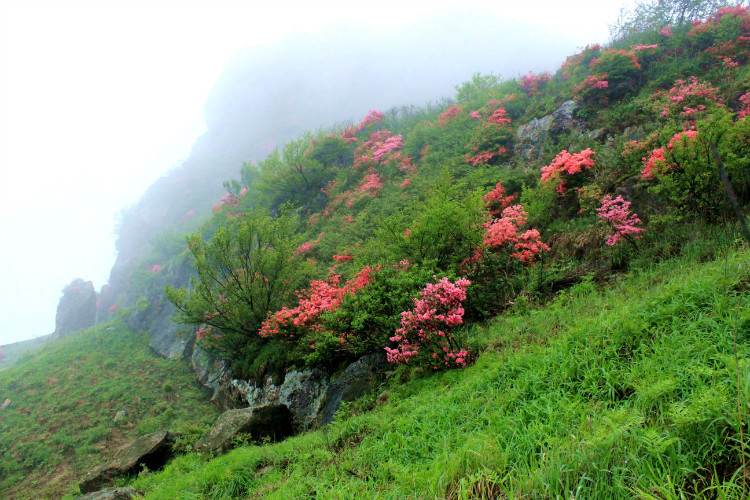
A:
[129,245,750,499]
[0,320,219,500]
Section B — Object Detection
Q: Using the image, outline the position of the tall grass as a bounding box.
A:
[129,246,750,499]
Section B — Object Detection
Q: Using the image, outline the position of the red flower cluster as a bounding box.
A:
[487,107,511,128]
[519,71,551,96]
[483,181,516,216]
[641,130,699,179]
[259,267,377,340]
[438,105,463,127]
[385,277,470,368]
[483,205,550,264]
[540,148,596,194]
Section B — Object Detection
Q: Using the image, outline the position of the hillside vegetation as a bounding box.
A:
[0,321,219,500]
[4,2,750,499]
[114,2,750,497]
[131,247,750,499]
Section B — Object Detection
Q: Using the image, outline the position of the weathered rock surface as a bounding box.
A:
[55,279,97,337]
[317,353,387,425]
[514,100,583,162]
[193,404,294,455]
[79,430,172,494]
[231,369,329,431]
[72,487,144,500]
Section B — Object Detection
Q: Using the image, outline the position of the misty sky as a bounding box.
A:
[0,0,635,345]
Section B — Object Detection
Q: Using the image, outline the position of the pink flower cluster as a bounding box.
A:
[385,277,470,368]
[632,44,658,50]
[483,205,550,264]
[689,6,750,36]
[469,110,482,120]
[466,147,507,166]
[641,130,699,179]
[356,110,385,132]
[540,148,596,194]
[353,130,406,169]
[483,181,516,216]
[438,105,463,127]
[150,264,162,273]
[260,267,376,340]
[596,195,644,246]
[573,74,609,95]
[660,76,720,118]
[659,26,673,38]
[487,107,511,128]
[221,192,239,207]
[740,92,750,119]
[519,71,551,96]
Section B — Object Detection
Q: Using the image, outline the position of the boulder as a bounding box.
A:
[55,279,97,337]
[79,430,172,494]
[514,100,583,162]
[317,353,386,425]
[72,487,144,500]
[193,404,294,455]
[231,369,329,431]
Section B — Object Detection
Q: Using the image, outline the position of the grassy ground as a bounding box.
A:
[128,246,750,499]
[0,333,57,371]
[0,319,219,500]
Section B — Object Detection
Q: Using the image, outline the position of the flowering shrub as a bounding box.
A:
[641,130,700,180]
[149,264,162,273]
[438,105,463,127]
[259,267,376,343]
[659,26,673,38]
[487,107,511,128]
[356,109,384,132]
[658,76,721,119]
[385,277,470,369]
[540,149,596,194]
[353,130,406,169]
[483,205,550,264]
[596,195,644,247]
[519,71,551,96]
[483,181,516,216]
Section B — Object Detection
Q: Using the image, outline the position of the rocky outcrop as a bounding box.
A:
[230,369,329,431]
[79,430,172,494]
[514,100,584,162]
[193,404,294,455]
[72,487,144,500]
[316,353,387,425]
[55,279,97,337]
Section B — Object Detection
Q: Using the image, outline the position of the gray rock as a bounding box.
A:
[79,430,172,493]
[72,487,144,500]
[55,279,97,338]
[231,369,329,431]
[514,100,584,162]
[193,404,294,455]
[317,353,386,425]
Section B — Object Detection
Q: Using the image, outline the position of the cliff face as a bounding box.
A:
[55,279,97,338]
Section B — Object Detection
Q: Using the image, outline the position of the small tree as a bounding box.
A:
[166,207,310,372]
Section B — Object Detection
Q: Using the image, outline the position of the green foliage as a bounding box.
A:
[0,321,217,500]
[166,207,312,376]
[317,263,447,363]
[129,248,750,500]
[374,175,485,273]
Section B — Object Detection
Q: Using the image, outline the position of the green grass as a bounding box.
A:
[128,247,750,499]
[0,320,219,500]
